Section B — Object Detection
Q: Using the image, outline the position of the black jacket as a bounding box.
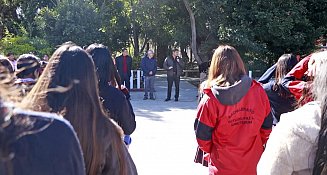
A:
[163,56,185,77]
[115,55,132,78]
[99,84,136,135]
[259,64,297,122]
[262,81,296,122]
[0,109,85,175]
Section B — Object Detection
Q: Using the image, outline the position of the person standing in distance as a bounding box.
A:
[6,52,17,71]
[116,48,133,90]
[141,50,157,100]
[163,49,185,101]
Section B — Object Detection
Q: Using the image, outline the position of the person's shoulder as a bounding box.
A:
[262,80,275,91]
[101,85,126,101]
[249,79,266,93]
[279,102,321,142]
[281,102,320,123]
[13,108,74,132]
[141,56,147,61]
[200,88,218,105]
[165,56,172,60]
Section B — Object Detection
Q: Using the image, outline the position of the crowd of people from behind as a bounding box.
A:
[0,42,188,175]
[194,45,327,175]
[2,40,327,175]
[0,42,138,175]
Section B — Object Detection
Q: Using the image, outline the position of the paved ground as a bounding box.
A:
[129,75,208,175]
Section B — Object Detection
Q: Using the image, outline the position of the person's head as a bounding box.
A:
[172,49,179,58]
[147,50,154,59]
[275,54,298,85]
[0,58,14,73]
[312,51,327,175]
[6,52,14,61]
[207,45,246,87]
[86,43,121,87]
[122,48,128,56]
[43,54,49,61]
[16,54,41,79]
[23,42,125,174]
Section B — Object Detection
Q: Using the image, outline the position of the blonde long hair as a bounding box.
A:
[207,45,246,88]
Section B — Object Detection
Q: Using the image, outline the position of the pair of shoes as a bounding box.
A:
[175,98,179,102]
[165,98,171,102]
[143,97,148,100]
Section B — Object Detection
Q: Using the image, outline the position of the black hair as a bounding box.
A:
[16,54,41,79]
[173,48,179,52]
[6,53,13,57]
[0,58,14,73]
[86,44,122,88]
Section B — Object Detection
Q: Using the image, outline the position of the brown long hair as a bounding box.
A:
[22,43,126,175]
[273,54,298,97]
[274,54,297,86]
[207,45,246,88]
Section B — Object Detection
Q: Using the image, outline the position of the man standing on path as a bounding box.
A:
[116,48,133,90]
[141,50,157,100]
[163,49,185,101]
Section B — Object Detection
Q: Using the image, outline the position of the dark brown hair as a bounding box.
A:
[273,54,298,97]
[0,58,14,73]
[86,44,122,88]
[207,45,246,87]
[23,43,127,175]
[16,54,41,79]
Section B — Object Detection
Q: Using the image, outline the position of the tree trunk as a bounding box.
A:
[182,0,202,65]
[130,0,140,57]
[157,42,168,68]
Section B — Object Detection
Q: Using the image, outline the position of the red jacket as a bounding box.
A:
[282,54,312,100]
[195,76,272,175]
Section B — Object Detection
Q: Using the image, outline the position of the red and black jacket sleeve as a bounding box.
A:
[282,55,312,100]
[260,88,273,144]
[194,94,218,153]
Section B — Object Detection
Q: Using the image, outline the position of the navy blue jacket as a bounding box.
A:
[0,109,85,175]
[99,84,136,135]
[115,55,132,78]
[262,81,296,122]
[258,64,277,84]
[141,57,157,76]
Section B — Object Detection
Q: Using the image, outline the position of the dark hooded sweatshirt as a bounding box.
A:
[0,109,85,175]
[99,84,136,135]
[194,76,272,175]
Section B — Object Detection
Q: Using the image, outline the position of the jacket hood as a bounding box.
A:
[211,75,252,105]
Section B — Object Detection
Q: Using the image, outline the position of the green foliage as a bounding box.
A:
[132,55,142,70]
[1,0,327,72]
[35,0,104,46]
[0,29,52,56]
